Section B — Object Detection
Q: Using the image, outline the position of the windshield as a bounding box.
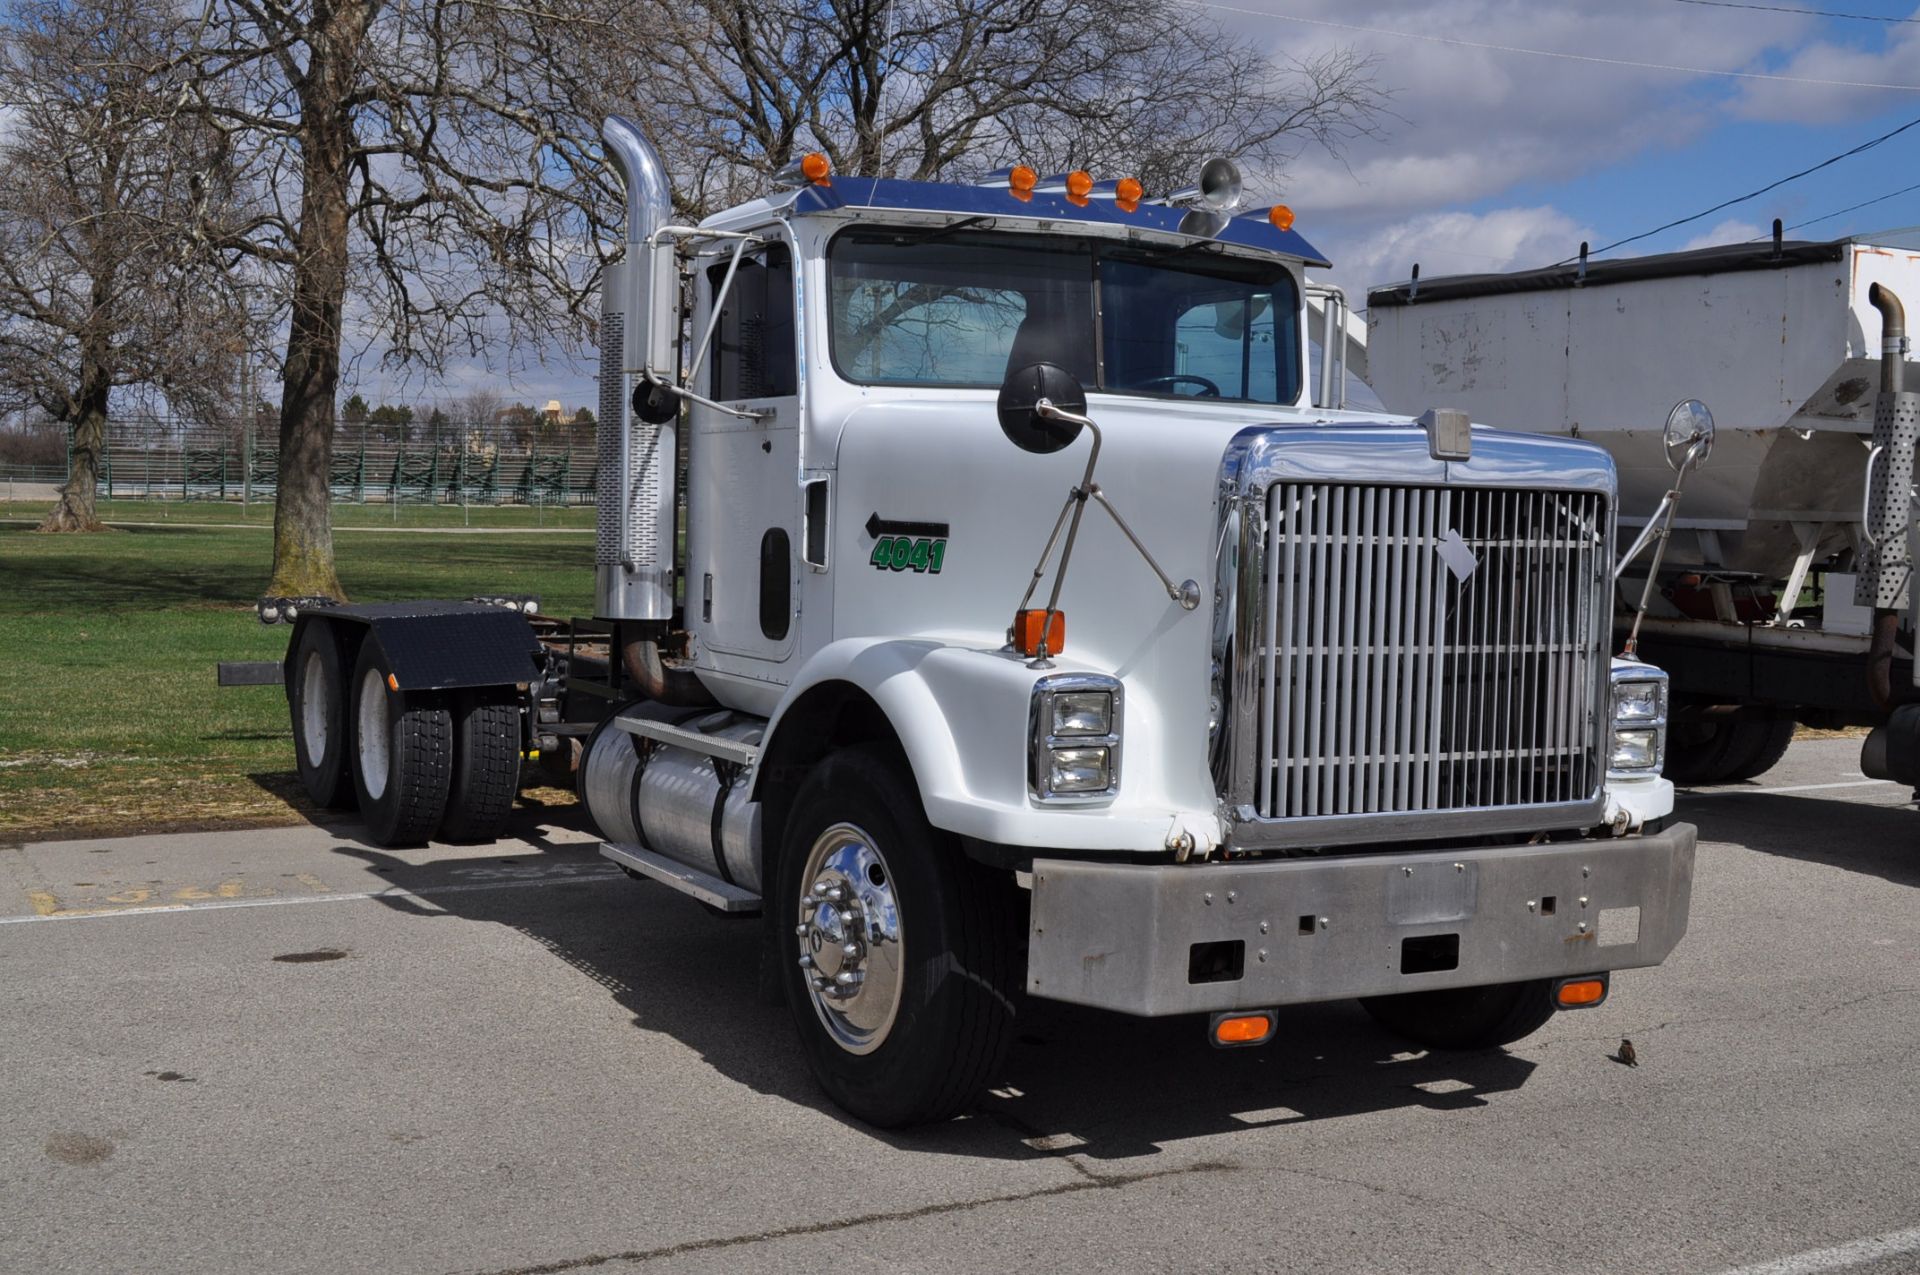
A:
[827,228,1301,405]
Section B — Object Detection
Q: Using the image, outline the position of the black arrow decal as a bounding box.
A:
[865,512,950,540]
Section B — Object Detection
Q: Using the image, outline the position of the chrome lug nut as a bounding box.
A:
[798,954,814,969]
[842,942,859,957]
[795,923,810,937]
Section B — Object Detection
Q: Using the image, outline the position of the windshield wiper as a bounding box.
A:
[890,215,997,246]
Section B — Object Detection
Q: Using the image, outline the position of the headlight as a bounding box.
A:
[1047,747,1112,793]
[1030,674,1123,802]
[1613,679,1664,723]
[1610,729,1659,771]
[1051,691,1113,737]
[1609,662,1669,775]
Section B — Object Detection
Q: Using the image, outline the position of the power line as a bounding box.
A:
[1782,179,1920,231]
[1562,112,1920,260]
[1200,4,1920,92]
[1670,0,1920,23]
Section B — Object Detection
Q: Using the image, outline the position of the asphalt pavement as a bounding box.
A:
[2,737,1916,1275]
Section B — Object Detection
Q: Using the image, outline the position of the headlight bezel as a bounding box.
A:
[1030,674,1124,803]
[1608,663,1669,777]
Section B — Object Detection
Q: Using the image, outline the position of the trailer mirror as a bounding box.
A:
[1663,399,1715,472]
[997,362,1088,454]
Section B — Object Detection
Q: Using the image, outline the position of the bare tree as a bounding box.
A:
[0,0,257,531]
[615,0,1387,216]
[182,0,623,599]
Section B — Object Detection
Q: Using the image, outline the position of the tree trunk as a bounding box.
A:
[35,343,112,533]
[36,389,109,533]
[265,3,373,601]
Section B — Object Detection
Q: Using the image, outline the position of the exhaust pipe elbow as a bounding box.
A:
[1871,282,1906,395]
[603,115,673,249]
[622,638,716,707]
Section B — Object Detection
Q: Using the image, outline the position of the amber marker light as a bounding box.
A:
[1009,165,1038,201]
[1065,170,1094,206]
[1554,976,1608,1009]
[1268,204,1295,231]
[1011,608,1064,657]
[801,152,831,185]
[1115,176,1143,213]
[1210,1010,1276,1048]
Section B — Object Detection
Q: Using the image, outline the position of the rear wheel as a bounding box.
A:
[1359,979,1557,1051]
[777,746,1018,1128]
[349,641,452,846]
[439,693,520,843]
[1664,712,1795,784]
[289,621,354,809]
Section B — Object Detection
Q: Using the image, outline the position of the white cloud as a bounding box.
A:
[1315,205,1594,301]
[1679,218,1766,251]
[1729,18,1920,122]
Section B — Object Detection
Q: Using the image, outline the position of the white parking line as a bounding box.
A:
[0,870,624,926]
[1712,1225,1920,1274]
[1684,779,1897,798]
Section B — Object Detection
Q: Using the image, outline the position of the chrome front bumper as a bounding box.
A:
[1026,823,1695,1016]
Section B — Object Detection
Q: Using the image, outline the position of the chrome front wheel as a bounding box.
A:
[795,823,904,1056]
[777,746,1020,1128]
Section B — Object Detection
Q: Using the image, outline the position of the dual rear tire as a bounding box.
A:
[289,621,521,846]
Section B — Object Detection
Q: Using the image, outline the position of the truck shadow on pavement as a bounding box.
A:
[1681,791,1920,890]
[330,833,1541,1162]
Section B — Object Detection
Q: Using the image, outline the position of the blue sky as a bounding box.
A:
[359,0,1920,411]
[1261,0,1920,297]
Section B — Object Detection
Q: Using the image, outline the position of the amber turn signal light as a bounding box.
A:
[1009,165,1038,201]
[800,152,831,185]
[1012,609,1064,657]
[1210,1010,1276,1048]
[1554,975,1608,1009]
[1066,170,1093,205]
[1115,176,1143,213]
[1268,204,1295,231]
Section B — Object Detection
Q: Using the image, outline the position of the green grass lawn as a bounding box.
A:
[0,520,593,841]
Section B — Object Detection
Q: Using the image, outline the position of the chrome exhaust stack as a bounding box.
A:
[595,116,678,622]
[1856,284,1917,726]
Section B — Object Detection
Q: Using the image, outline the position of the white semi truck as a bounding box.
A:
[267,118,1696,1127]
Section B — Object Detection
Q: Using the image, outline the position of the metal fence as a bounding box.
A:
[1,414,599,505]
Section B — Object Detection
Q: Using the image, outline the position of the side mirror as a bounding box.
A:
[996,362,1088,454]
[1664,398,1715,471]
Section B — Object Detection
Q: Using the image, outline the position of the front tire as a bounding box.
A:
[1664,712,1795,784]
[349,641,452,847]
[1359,979,1557,1050]
[777,746,1018,1128]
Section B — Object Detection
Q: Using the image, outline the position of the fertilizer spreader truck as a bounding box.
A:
[265,117,1697,1127]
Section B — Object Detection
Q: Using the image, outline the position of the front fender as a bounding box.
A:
[755,636,1224,854]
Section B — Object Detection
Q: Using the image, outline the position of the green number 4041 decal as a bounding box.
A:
[869,535,946,574]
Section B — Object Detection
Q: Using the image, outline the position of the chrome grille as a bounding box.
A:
[1253,483,1607,822]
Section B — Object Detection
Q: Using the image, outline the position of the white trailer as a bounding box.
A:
[266,120,1696,1127]
[1365,237,1920,782]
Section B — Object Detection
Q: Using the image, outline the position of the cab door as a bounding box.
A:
[687,239,802,671]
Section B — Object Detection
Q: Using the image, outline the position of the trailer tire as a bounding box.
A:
[1721,715,1795,783]
[439,693,520,843]
[777,745,1018,1128]
[290,621,354,809]
[1664,713,1794,785]
[1358,979,1557,1051]
[349,642,453,847]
